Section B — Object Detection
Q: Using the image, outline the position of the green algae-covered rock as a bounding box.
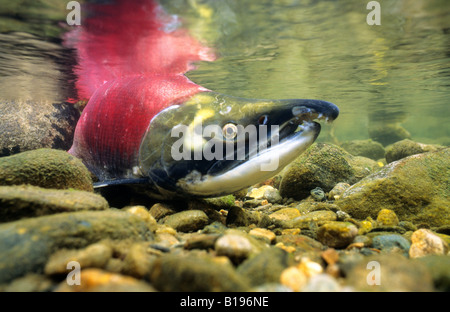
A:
[0,185,109,222]
[279,143,379,200]
[147,253,250,292]
[0,210,154,283]
[336,148,450,228]
[0,148,93,191]
[340,139,385,160]
[385,139,445,164]
[316,221,358,248]
[237,247,291,287]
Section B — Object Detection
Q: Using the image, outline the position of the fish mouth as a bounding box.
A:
[139,93,339,197]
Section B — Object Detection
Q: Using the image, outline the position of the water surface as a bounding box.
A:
[1,0,449,145]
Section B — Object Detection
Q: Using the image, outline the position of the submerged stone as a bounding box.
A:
[0,148,92,191]
[340,139,385,160]
[279,143,379,200]
[0,185,108,222]
[336,148,450,227]
[0,210,153,283]
[385,139,444,164]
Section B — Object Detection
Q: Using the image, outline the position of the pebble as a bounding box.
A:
[269,208,300,221]
[148,203,177,220]
[163,210,209,233]
[328,183,351,200]
[248,228,276,244]
[226,206,272,228]
[247,185,282,203]
[371,234,411,256]
[321,248,340,266]
[376,209,399,226]
[54,268,156,292]
[44,243,113,275]
[310,187,326,201]
[237,247,291,287]
[215,233,254,264]
[409,229,449,258]
[286,210,337,229]
[316,221,358,248]
[301,273,342,292]
[279,266,308,292]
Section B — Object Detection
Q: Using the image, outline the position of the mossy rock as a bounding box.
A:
[279,143,379,200]
[385,139,445,163]
[336,148,450,227]
[0,185,109,222]
[0,148,93,191]
[0,210,154,283]
[340,139,385,160]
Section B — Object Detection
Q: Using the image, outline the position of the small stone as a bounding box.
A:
[269,208,301,221]
[321,248,339,266]
[184,233,221,250]
[215,234,253,264]
[301,273,342,292]
[125,206,157,228]
[371,234,411,256]
[249,228,276,244]
[358,220,374,235]
[163,210,209,233]
[297,257,323,277]
[121,243,157,279]
[44,243,113,275]
[247,185,282,203]
[286,210,337,229]
[148,203,176,220]
[2,274,54,292]
[316,221,358,248]
[237,247,291,287]
[376,209,399,226]
[279,266,308,292]
[409,229,449,258]
[310,187,325,201]
[336,210,350,221]
[226,206,272,228]
[328,183,351,200]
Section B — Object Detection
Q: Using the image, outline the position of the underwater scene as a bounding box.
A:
[0,0,448,294]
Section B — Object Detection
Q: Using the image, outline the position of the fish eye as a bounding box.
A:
[258,115,268,125]
[222,123,238,140]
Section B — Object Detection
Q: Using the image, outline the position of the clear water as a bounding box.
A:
[163,0,450,145]
[1,0,449,146]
